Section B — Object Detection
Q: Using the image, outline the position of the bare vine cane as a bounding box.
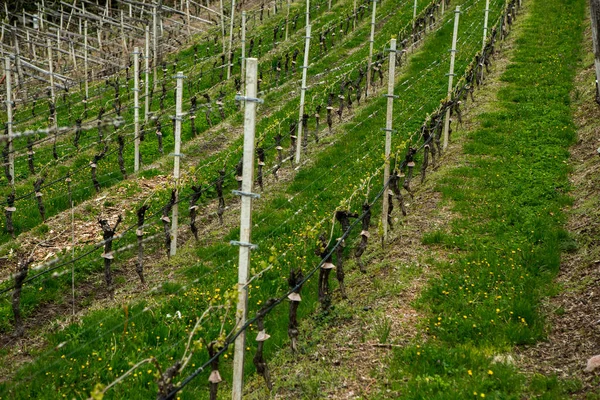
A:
[156,120,164,155]
[136,205,150,285]
[288,267,304,352]
[257,148,266,191]
[337,82,346,123]
[189,185,203,241]
[326,93,334,134]
[316,233,334,310]
[12,256,33,337]
[155,358,182,400]
[313,105,321,143]
[273,132,283,179]
[253,298,278,390]
[235,157,244,190]
[402,147,417,199]
[73,118,82,150]
[99,214,122,298]
[289,120,297,166]
[5,191,16,238]
[354,202,371,273]
[33,173,47,222]
[117,134,128,179]
[301,113,309,151]
[207,341,223,400]
[202,93,213,127]
[216,166,226,224]
[334,210,358,299]
[91,141,109,193]
[161,190,176,257]
[27,137,36,174]
[390,170,408,216]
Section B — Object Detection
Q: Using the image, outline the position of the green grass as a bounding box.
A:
[388,0,587,398]
[0,0,510,397]
[0,0,430,332]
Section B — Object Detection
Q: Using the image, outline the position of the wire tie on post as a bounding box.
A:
[232,190,261,199]
[235,95,264,104]
[230,240,258,250]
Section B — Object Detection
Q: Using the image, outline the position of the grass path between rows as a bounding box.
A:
[385,0,590,398]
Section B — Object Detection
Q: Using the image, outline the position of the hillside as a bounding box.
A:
[0,0,599,398]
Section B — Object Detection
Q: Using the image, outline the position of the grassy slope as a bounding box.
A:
[0,0,424,332]
[388,0,588,398]
[0,0,504,398]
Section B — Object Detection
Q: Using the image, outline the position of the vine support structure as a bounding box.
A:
[84,20,89,101]
[482,0,490,53]
[382,38,396,244]
[4,57,14,186]
[170,72,185,256]
[231,58,259,400]
[145,25,150,122]
[134,47,141,172]
[366,0,377,96]
[443,6,460,150]
[295,24,311,165]
[241,11,246,88]
[226,0,236,79]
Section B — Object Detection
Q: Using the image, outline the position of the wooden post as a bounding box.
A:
[285,0,290,40]
[381,38,396,244]
[306,0,310,28]
[153,5,158,89]
[219,0,226,56]
[170,71,184,256]
[328,0,332,11]
[14,35,24,88]
[241,11,246,87]
[295,24,311,164]
[441,0,445,14]
[482,0,490,50]
[186,0,191,36]
[134,47,141,172]
[589,0,600,100]
[121,10,128,54]
[145,25,150,121]
[47,38,55,102]
[4,57,14,186]
[413,0,418,30]
[443,6,460,150]
[353,0,357,29]
[231,58,259,400]
[226,0,236,79]
[84,20,89,101]
[366,0,377,96]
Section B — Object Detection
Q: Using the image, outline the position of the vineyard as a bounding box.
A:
[0,0,596,398]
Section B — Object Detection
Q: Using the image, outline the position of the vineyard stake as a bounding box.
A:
[231,58,259,400]
[145,25,150,122]
[170,71,185,256]
[241,11,246,88]
[186,0,191,36]
[590,0,600,101]
[443,6,460,150]
[381,38,396,244]
[47,38,55,102]
[295,24,311,165]
[366,0,377,97]
[84,20,89,102]
[3,57,14,186]
[226,0,236,79]
[219,0,226,55]
[412,0,418,30]
[153,4,158,91]
[306,0,310,28]
[482,0,490,54]
[285,0,290,40]
[134,47,140,172]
